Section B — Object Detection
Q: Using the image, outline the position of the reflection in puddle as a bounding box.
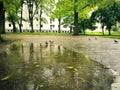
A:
[0,43,113,90]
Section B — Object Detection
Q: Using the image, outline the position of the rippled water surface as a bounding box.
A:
[0,42,113,90]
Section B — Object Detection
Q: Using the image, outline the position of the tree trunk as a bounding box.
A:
[12,22,17,33]
[19,0,24,32]
[83,29,85,35]
[12,19,17,33]
[39,9,42,32]
[73,0,79,35]
[82,22,85,35]
[30,18,34,32]
[0,1,5,35]
[58,18,61,33]
[108,28,111,35]
[102,28,104,36]
[101,24,104,35]
[9,13,17,33]
[2,10,5,34]
[70,26,72,34]
[73,10,79,35]
[27,2,34,32]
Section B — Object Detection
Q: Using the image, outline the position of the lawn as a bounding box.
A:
[86,31,120,39]
[1,31,120,39]
[3,32,70,36]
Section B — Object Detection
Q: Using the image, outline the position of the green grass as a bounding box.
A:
[86,32,104,36]
[2,31,120,39]
[86,31,120,39]
[85,31,111,36]
[103,35,120,39]
[3,32,70,36]
[102,32,120,39]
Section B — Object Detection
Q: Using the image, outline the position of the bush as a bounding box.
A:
[112,26,118,32]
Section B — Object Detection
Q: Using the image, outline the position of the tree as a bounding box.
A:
[0,1,4,41]
[57,0,62,33]
[0,0,11,41]
[79,18,96,34]
[111,2,120,23]
[38,0,55,32]
[25,0,54,32]
[51,0,74,34]
[50,0,64,33]
[51,0,107,35]
[91,1,119,35]
[19,0,24,32]
[105,8,116,35]
[91,8,106,35]
[77,7,97,34]
[39,0,43,32]
[25,0,41,32]
[0,0,15,40]
[0,1,5,35]
[5,0,20,33]
[0,0,24,34]
[26,0,34,32]
[73,0,110,35]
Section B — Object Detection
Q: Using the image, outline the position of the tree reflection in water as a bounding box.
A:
[0,43,114,90]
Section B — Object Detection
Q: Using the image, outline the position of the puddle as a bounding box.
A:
[0,42,114,90]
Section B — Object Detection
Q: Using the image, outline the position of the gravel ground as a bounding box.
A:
[7,35,120,90]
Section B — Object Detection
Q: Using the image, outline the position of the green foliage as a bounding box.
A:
[61,16,74,27]
[0,1,5,35]
[4,0,20,12]
[91,1,120,35]
[112,26,118,32]
[0,0,118,35]
[7,13,19,23]
[0,0,20,33]
[41,17,48,24]
[78,18,97,34]
[51,0,110,35]
[4,0,20,32]
[25,0,55,32]
[112,2,120,23]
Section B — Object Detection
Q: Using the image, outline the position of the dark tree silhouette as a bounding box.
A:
[90,2,120,35]
[0,1,5,41]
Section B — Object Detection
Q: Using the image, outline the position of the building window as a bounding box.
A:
[50,25,55,27]
[9,24,11,27]
[52,25,55,28]
[50,25,55,30]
